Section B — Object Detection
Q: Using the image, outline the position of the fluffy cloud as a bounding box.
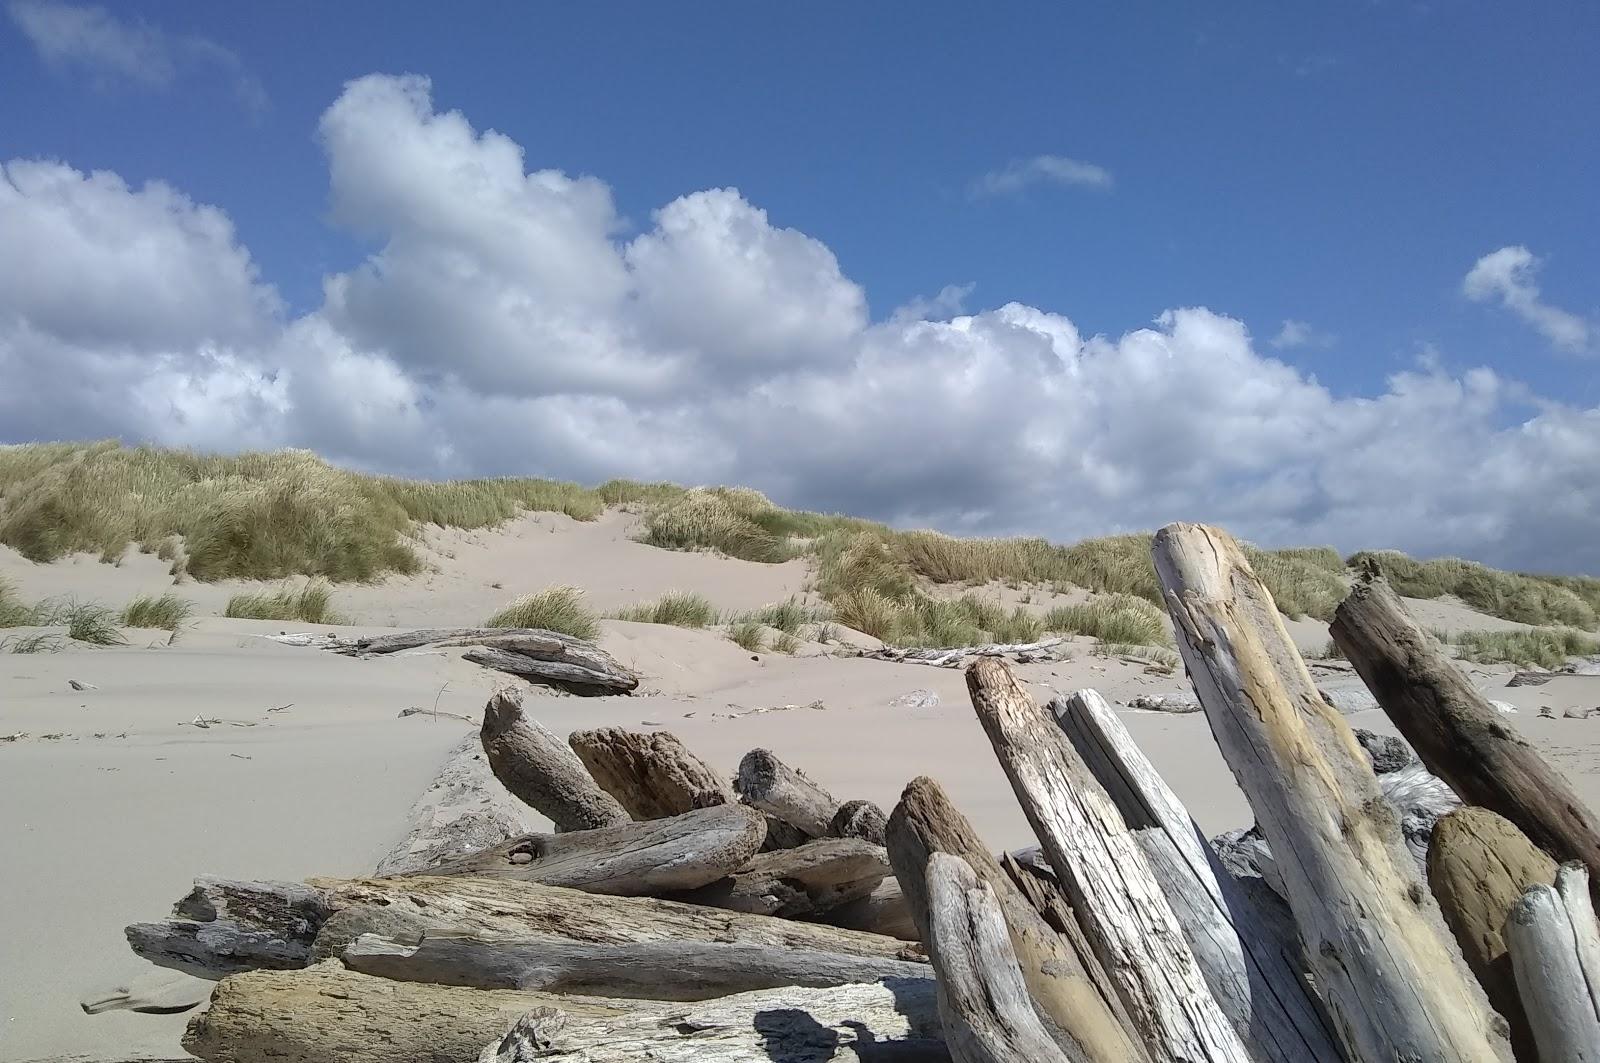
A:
[3,73,1599,573]
[1465,245,1593,354]
[1270,319,1334,350]
[970,155,1114,198]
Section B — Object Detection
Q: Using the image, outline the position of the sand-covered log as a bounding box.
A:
[1154,522,1510,1062]
[480,689,629,830]
[567,727,732,819]
[376,733,535,875]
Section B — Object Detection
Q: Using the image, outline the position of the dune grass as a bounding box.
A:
[1042,594,1171,647]
[120,593,193,631]
[226,581,342,624]
[1350,549,1600,629]
[2,631,63,653]
[0,577,34,627]
[727,618,766,652]
[610,591,719,628]
[741,598,828,636]
[30,599,127,645]
[1451,627,1600,670]
[485,586,599,640]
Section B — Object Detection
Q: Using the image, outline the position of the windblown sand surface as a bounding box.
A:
[3,513,1599,1060]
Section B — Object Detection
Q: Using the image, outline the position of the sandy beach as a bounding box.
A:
[2,510,1597,1060]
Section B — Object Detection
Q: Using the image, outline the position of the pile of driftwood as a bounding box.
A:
[117,523,1600,1062]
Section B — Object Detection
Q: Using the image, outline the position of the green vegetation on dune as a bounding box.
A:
[610,591,720,628]
[226,580,342,624]
[485,586,600,640]
[120,593,193,631]
[1042,594,1171,647]
[0,577,33,628]
[1450,627,1600,670]
[1349,549,1600,629]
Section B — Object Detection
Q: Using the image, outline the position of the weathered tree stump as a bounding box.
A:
[735,748,839,837]
[567,727,731,819]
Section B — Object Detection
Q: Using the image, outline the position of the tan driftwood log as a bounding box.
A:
[735,747,839,836]
[1332,575,1600,887]
[1052,688,1340,1061]
[341,929,931,999]
[886,775,1147,1063]
[480,689,629,830]
[820,876,921,940]
[830,798,890,844]
[464,646,637,694]
[998,850,1078,936]
[376,733,535,875]
[475,979,950,1062]
[866,637,1067,668]
[1428,806,1558,1061]
[130,873,922,981]
[567,727,732,819]
[668,836,888,917]
[1154,522,1511,1062]
[424,802,767,895]
[1506,882,1600,1059]
[181,960,637,1063]
[925,852,1074,1063]
[968,657,1249,1062]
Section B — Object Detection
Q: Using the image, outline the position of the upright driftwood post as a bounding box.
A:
[967,658,1249,1062]
[1052,688,1340,1061]
[924,853,1073,1063]
[1506,882,1600,1060]
[1331,575,1600,886]
[567,728,731,820]
[480,689,628,831]
[886,775,1146,1063]
[1153,523,1510,1062]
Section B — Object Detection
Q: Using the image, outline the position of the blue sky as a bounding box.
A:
[2,2,1598,568]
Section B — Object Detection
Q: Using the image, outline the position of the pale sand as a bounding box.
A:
[2,521,1598,1060]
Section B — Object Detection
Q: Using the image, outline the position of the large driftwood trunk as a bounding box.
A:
[376,733,534,875]
[129,874,922,981]
[567,727,732,819]
[819,876,921,940]
[311,627,640,694]
[480,689,629,830]
[425,801,766,895]
[475,980,950,1062]
[1052,688,1340,1061]
[1331,575,1600,887]
[1427,806,1558,1062]
[885,775,1146,1063]
[967,657,1249,1063]
[341,929,931,999]
[182,961,635,1063]
[668,836,889,917]
[735,748,839,837]
[924,852,1074,1063]
[464,646,637,694]
[1153,523,1510,1062]
[1505,880,1600,1060]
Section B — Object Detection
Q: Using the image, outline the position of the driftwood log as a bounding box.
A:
[866,637,1067,668]
[735,748,839,837]
[426,802,766,895]
[925,852,1073,1063]
[567,727,732,819]
[1428,806,1558,1061]
[831,798,890,844]
[886,775,1147,1063]
[129,874,923,982]
[341,928,931,999]
[1331,575,1600,888]
[967,657,1249,1062]
[376,733,534,875]
[475,979,949,1062]
[480,689,629,830]
[1153,523,1510,1062]
[668,836,889,918]
[1052,688,1340,1060]
[819,876,920,940]
[1505,878,1600,1059]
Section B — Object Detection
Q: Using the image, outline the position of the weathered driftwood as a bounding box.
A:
[342,929,932,999]
[1332,575,1600,889]
[886,775,1147,1063]
[818,876,921,940]
[465,647,636,694]
[830,798,889,844]
[567,727,731,819]
[131,873,922,981]
[999,850,1079,936]
[1052,688,1340,1061]
[1154,523,1510,1062]
[925,852,1074,1063]
[1506,881,1600,1060]
[1559,863,1600,1021]
[866,637,1067,668]
[79,969,209,1015]
[735,747,839,837]
[376,733,535,875]
[426,802,767,896]
[1427,806,1557,1062]
[480,689,629,830]
[181,960,636,1063]
[967,657,1249,1062]
[668,836,888,917]
[475,979,949,1063]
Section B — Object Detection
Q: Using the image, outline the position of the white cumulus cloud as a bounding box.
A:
[2,74,1599,574]
[1464,245,1592,354]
